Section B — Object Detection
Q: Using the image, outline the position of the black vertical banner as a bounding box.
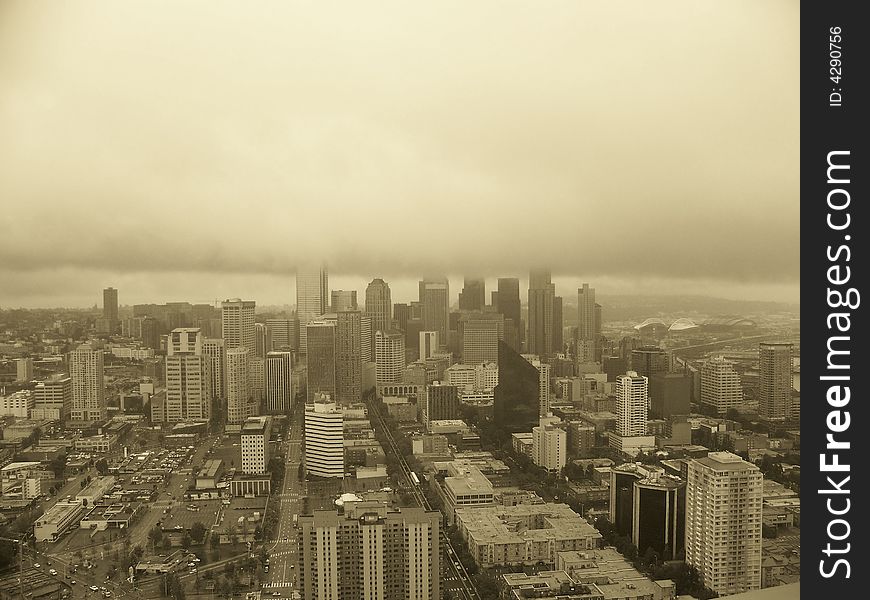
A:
[802,1,867,597]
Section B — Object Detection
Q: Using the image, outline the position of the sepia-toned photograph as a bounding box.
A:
[0,2,802,599]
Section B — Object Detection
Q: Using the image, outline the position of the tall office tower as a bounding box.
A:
[266,319,293,351]
[685,452,763,595]
[297,504,441,600]
[577,283,596,341]
[330,290,358,313]
[631,346,671,378]
[532,416,567,473]
[296,266,329,354]
[254,323,271,358]
[15,358,33,382]
[594,303,603,339]
[164,328,212,422]
[375,330,406,385]
[140,316,161,349]
[306,319,336,403]
[423,382,459,426]
[458,277,485,311]
[552,296,563,354]
[494,342,540,432]
[335,311,363,405]
[241,416,272,475]
[249,357,265,414]
[490,290,499,310]
[221,299,256,355]
[304,397,344,478]
[758,342,794,421]
[459,312,504,365]
[103,287,119,332]
[69,343,106,421]
[360,315,373,363]
[616,371,648,437]
[265,352,293,414]
[393,303,411,332]
[364,278,393,333]
[527,269,555,356]
[522,355,551,416]
[202,337,225,406]
[404,318,425,358]
[700,356,743,415]
[419,331,439,361]
[226,347,252,424]
[649,372,691,418]
[418,278,449,348]
[33,375,73,421]
[496,278,521,349]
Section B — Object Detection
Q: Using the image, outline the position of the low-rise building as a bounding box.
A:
[34,501,84,542]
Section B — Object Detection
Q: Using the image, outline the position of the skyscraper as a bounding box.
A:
[419,278,449,348]
[364,278,393,335]
[458,277,485,311]
[265,351,293,414]
[497,277,521,351]
[241,416,272,475]
[700,356,743,415]
[221,299,256,355]
[202,337,225,408]
[163,328,212,422]
[552,296,563,354]
[758,342,793,421]
[615,371,648,437]
[375,330,405,386]
[69,343,105,421]
[631,346,670,379]
[685,452,763,595]
[304,397,344,479]
[266,318,293,351]
[493,341,540,433]
[522,354,551,416]
[392,303,411,332]
[306,319,336,403]
[335,310,363,405]
[527,269,555,356]
[296,266,329,353]
[33,375,72,421]
[459,312,504,365]
[103,287,119,333]
[297,504,441,600]
[331,289,358,312]
[423,382,459,426]
[226,347,252,424]
[532,416,567,473]
[15,358,33,383]
[254,322,271,358]
[419,331,438,361]
[577,283,596,341]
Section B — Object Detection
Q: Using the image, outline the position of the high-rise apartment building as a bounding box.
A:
[419,331,438,361]
[700,356,743,415]
[522,354,551,417]
[532,416,567,473]
[306,319,336,403]
[615,371,648,437]
[226,347,252,424]
[458,277,485,311]
[459,312,504,365]
[33,375,73,421]
[103,287,119,333]
[265,351,293,414]
[364,278,392,335]
[15,358,33,383]
[297,266,329,354]
[418,279,449,349]
[241,415,272,475]
[335,311,363,405]
[758,342,794,421]
[375,330,406,386]
[163,328,212,422]
[685,452,763,595]
[221,299,256,355]
[330,289,358,312]
[527,269,555,356]
[304,397,344,479]
[297,503,440,600]
[69,343,105,421]
[202,337,225,406]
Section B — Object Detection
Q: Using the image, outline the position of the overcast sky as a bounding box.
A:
[0,0,799,308]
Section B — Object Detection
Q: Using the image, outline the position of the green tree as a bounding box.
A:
[190,521,207,544]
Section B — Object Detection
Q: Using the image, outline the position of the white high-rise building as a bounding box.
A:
[296,266,329,354]
[522,354,551,417]
[265,351,293,414]
[700,356,743,415]
[33,375,73,421]
[685,451,763,595]
[15,358,34,383]
[163,328,212,422]
[241,416,272,475]
[375,330,406,386]
[532,415,567,473]
[759,342,794,421]
[360,314,373,363]
[202,337,225,405]
[419,331,438,361]
[226,347,252,424]
[444,362,498,393]
[304,397,344,479]
[616,371,648,437]
[221,299,256,355]
[69,343,105,421]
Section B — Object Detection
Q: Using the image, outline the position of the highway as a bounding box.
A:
[367,396,480,600]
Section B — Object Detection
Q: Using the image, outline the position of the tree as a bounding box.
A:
[95,458,109,476]
[190,521,207,544]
